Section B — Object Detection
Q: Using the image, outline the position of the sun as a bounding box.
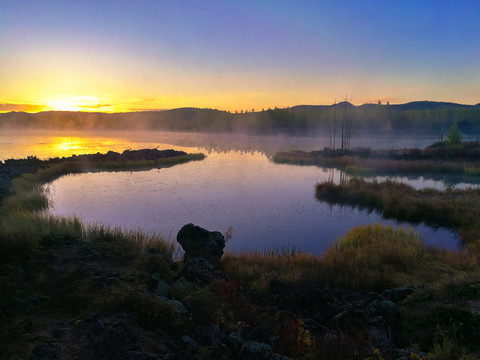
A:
[46,99,83,111]
[43,95,112,112]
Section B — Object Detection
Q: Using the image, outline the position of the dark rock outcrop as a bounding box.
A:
[177,223,225,265]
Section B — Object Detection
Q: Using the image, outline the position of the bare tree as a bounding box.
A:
[340,94,353,151]
[333,99,337,151]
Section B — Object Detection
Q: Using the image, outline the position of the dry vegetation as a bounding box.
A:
[273,141,480,182]
[316,178,480,244]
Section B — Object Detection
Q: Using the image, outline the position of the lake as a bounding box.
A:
[1,130,468,254]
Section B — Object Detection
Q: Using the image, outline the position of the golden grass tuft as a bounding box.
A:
[223,224,479,292]
[222,247,323,293]
[83,224,177,260]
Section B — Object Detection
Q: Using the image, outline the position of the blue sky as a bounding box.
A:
[1,0,479,111]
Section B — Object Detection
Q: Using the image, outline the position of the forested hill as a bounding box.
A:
[1,101,479,135]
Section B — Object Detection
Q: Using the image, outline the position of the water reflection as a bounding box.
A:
[1,130,470,254]
[46,148,461,255]
[4,129,476,160]
[0,131,479,189]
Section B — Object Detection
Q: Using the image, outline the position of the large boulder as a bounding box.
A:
[177,223,225,265]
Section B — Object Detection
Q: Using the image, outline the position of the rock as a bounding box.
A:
[181,257,224,283]
[379,299,396,314]
[382,285,422,303]
[334,309,369,330]
[199,323,226,346]
[29,341,59,360]
[177,223,225,265]
[228,331,243,351]
[22,317,35,333]
[168,299,188,314]
[170,277,197,300]
[239,340,293,360]
[269,280,295,308]
[181,335,199,352]
[151,274,170,297]
[241,340,274,359]
[393,347,430,360]
[366,328,393,357]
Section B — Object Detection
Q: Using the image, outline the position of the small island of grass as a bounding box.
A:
[273,141,480,180]
[0,148,205,202]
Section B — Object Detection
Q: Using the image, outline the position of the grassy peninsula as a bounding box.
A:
[2,148,480,359]
[274,141,480,181]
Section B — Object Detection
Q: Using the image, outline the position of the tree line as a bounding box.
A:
[1,102,479,136]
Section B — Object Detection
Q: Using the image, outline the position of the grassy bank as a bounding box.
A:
[315,178,480,244]
[223,224,478,291]
[0,148,205,203]
[273,142,480,180]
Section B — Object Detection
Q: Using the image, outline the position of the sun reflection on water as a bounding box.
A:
[0,131,200,160]
[35,137,123,158]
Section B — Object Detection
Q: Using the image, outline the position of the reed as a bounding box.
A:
[223,223,478,292]
[222,248,324,293]
[273,151,315,165]
[316,178,480,244]
[273,146,480,180]
[83,223,177,260]
[322,224,478,289]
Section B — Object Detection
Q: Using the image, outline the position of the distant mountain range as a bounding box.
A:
[290,101,479,112]
[1,101,479,135]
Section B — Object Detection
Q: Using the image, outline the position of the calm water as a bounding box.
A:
[2,130,468,254]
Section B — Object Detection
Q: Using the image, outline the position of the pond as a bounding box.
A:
[2,130,470,254]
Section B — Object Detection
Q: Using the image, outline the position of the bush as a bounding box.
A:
[322,224,425,289]
[447,122,462,145]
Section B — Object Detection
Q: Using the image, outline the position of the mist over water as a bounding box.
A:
[3,129,475,160]
[2,130,459,255]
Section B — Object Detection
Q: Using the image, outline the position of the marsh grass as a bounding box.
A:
[322,224,477,289]
[223,224,478,292]
[274,147,480,181]
[273,151,315,165]
[316,178,480,243]
[464,167,480,176]
[69,153,205,172]
[222,248,323,293]
[84,224,177,261]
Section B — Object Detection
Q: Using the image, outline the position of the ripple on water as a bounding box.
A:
[47,153,462,255]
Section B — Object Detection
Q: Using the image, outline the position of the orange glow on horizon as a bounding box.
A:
[42,95,117,112]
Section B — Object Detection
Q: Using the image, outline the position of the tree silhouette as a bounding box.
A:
[447,122,462,145]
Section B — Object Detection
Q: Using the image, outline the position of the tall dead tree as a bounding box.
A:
[341,95,353,151]
[333,99,337,151]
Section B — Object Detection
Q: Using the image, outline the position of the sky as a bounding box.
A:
[1,0,479,112]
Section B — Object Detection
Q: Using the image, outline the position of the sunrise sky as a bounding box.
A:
[1,0,479,112]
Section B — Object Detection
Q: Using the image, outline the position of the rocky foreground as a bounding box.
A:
[3,222,475,360]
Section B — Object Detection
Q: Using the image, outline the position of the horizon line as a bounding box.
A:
[1,99,479,114]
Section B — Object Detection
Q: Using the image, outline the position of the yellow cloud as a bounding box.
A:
[0,103,48,113]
